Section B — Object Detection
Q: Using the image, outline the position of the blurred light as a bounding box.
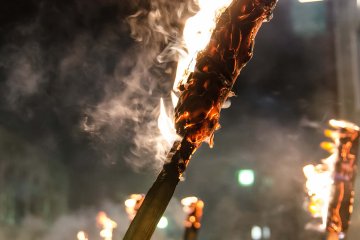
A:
[251,225,262,240]
[339,232,345,239]
[77,231,88,240]
[157,216,168,229]
[238,169,255,186]
[298,0,323,3]
[263,226,271,239]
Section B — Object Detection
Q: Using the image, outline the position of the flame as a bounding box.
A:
[303,119,359,230]
[157,0,232,143]
[181,196,204,229]
[329,119,360,131]
[77,231,88,240]
[181,196,199,208]
[124,194,145,220]
[173,0,233,93]
[158,98,178,145]
[96,211,117,240]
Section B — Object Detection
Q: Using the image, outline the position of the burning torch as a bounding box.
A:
[303,119,360,240]
[124,0,278,239]
[96,211,117,240]
[181,196,204,240]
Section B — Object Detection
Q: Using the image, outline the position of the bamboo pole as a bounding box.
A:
[184,227,198,240]
[124,139,197,240]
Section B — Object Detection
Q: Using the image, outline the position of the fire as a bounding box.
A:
[77,231,88,240]
[173,0,233,94]
[96,211,117,240]
[303,119,360,231]
[158,98,178,145]
[124,194,145,220]
[181,196,204,229]
[157,0,232,143]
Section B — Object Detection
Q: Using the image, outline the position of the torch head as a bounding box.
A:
[181,196,204,229]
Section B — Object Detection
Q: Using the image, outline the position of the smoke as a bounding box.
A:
[0,0,200,171]
[0,19,44,115]
[82,0,199,171]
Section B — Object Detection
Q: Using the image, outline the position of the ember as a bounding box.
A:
[303,119,360,239]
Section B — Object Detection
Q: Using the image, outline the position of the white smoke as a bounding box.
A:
[82,0,199,171]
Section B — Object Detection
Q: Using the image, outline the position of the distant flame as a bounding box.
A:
[124,194,145,220]
[77,231,88,240]
[96,211,117,240]
[303,119,359,231]
[157,0,233,143]
[181,196,204,229]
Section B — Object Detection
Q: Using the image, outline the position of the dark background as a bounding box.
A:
[0,0,347,239]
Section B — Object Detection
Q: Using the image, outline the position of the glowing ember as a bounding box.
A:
[77,231,88,240]
[96,211,117,240]
[303,119,360,235]
[124,194,145,220]
[181,196,204,229]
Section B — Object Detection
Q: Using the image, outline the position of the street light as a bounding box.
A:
[157,216,168,229]
[238,169,255,187]
[251,225,262,240]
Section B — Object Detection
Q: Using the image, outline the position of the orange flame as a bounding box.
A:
[96,211,117,240]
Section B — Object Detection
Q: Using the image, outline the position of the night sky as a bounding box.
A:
[0,0,342,239]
